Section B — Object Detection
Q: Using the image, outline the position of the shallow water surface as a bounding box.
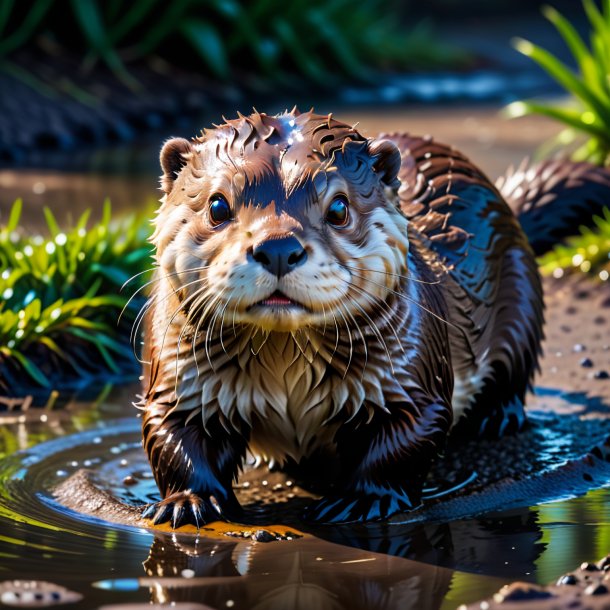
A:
[0,386,610,609]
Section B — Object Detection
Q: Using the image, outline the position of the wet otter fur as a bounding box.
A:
[139,109,610,526]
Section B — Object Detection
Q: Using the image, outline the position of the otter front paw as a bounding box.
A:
[305,491,420,524]
[142,491,221,529]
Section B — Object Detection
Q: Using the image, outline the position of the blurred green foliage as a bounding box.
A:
[507,0,610,165]
[0,200,152,388]
[538,207,610,280]
[0,0,466,91]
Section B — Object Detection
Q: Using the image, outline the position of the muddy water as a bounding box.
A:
[1,384,610,609]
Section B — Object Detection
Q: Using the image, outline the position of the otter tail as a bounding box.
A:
[496,159,610,256]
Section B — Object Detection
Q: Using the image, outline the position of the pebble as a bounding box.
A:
[0,580,82,606]
[581,562,599,571]
[493,582,552,603]
[573,343,587,352]
[594,370,610,379]
[580,357,594,368]
[252,529,277,542]
[122,475,137,486]
[557,574,578,585]
[584,583,609,595]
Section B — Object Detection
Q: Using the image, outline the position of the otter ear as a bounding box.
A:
[367,138,402,189]
[160,137,192,193]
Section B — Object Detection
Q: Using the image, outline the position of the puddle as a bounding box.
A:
[0,387,610,609]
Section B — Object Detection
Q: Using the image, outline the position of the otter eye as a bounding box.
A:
[209,195,232,226]
[325,196,349,227]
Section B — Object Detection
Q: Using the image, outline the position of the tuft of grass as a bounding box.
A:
[538,206,610,281]
[506,0,610,165]
[0,199,153,389]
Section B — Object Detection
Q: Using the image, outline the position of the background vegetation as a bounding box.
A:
[506,0,610,281]
[507,0,610,165]
[0,200,151,390]
[1,0,466,94]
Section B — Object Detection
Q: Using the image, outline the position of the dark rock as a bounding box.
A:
[122,475,137,486]
[580,357,594,368]
[557,574,578,585]
[493,582,553,602]
[581,562,599,571]
[594,370,610,380]
[251,529,277,543]
[584,583,608,595]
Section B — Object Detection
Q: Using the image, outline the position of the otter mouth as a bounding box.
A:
[248,290,309,311]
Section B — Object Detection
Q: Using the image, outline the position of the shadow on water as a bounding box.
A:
[0,387,610,608]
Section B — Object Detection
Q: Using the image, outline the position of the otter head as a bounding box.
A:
[153,110,408,334]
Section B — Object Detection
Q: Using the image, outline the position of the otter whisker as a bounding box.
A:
[151,275,212,356]
[231,294,245,338]
[218,289,237,356]
[334,303,355,379]
[158,281,212,367]
[343,264,442,285]
[120,265,158,290]
[190,289,223,376]
[120,264,211,325]
[202,291,228,371]
[342,281,396,375]
[129,272,212,361]
[343,278,406,356]
[338,300,369,380]
[329,306,340,363]
[174,286,215,396]
[349,270,463,335]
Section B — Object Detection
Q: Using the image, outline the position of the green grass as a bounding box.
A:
[506,0,610,165]
[538,206,610,281]
[0,200,152,389]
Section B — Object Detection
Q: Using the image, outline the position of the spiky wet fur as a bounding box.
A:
[138,109,544,526]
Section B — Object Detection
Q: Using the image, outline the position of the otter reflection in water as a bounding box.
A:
[138,109,610,526]
[142,534,454,610]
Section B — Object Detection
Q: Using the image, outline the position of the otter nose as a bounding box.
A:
[251,236,307,277]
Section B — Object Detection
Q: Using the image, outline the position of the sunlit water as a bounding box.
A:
[0,385,610,609]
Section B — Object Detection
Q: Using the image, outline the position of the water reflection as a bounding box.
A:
[0,386,610,608]
[140,533,455,610]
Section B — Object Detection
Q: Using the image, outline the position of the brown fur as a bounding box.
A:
[139,109,543,525]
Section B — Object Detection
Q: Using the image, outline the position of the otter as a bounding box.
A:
[139,109,610,526]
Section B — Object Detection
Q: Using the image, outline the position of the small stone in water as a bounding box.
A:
[0,580,82,606]
[557,574,577,585]
[493,582,552,602]
[251,529,276,542]
[122,475,137,486]
[580,357,594,368]
[585,583,609,595]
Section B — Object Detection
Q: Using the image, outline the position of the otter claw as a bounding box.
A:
[142,491,220,529]
[305,492,418,524]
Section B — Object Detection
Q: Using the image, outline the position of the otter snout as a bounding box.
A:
[250,235,308,277]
